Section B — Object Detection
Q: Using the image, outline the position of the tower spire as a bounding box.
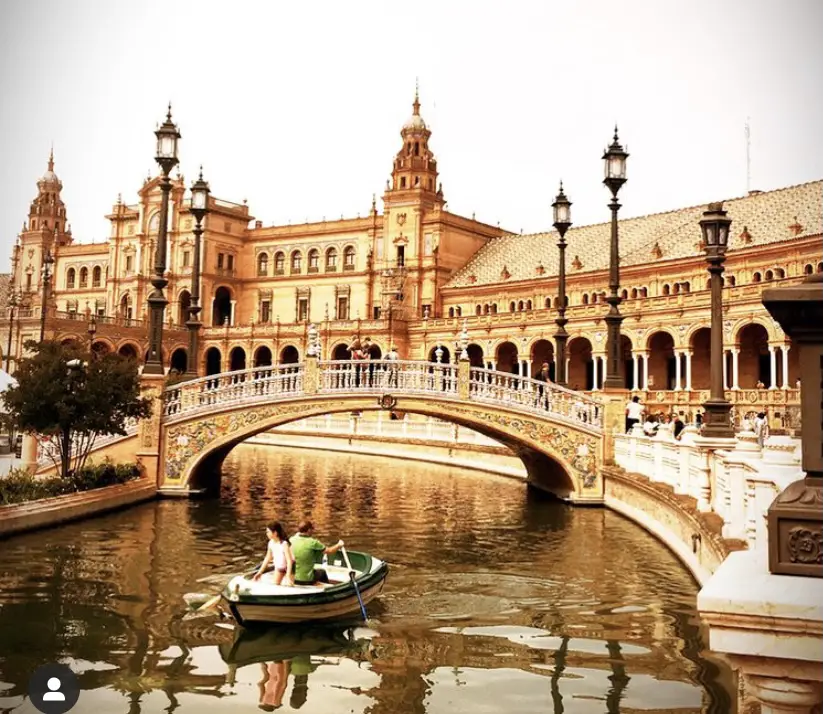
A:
[413,78,420,115]
[48,144,54,172]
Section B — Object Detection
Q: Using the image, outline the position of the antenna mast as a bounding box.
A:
[745,117,751,193]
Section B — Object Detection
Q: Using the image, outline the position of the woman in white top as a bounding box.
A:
[253,521,294,586]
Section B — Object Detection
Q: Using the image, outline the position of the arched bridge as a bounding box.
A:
[152,358,606,503]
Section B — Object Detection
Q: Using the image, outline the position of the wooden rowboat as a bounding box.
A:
[221,549,388,626]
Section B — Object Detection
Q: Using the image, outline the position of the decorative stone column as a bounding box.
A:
[674,350,683,390]
[684,349,693,391]
[731,347,740,390]
[723,350,729,390]
[641,352,650,391]
[769,345,778,389]
[632,353,639,391]
[781,344,790,389]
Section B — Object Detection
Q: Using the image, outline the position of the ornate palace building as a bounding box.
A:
[4,93,821,428]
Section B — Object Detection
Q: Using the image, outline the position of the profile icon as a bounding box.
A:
[43,677,66,702]
[28,663,79,713]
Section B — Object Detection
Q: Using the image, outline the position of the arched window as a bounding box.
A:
[765,270,774,281]
[456,306,462,317]
[518,300,524,311]
[526,300,532,310]
[325,247,338,272]
[257,253,268,277]
[291,251,303,274]
[683,282,690,293]
[79,267,88,288]
[483,304,490,315]
[662,284,671,296]
[476,305,482,316]
[817,262,823,273]
[582,293,589,305]
[66,268,76,289]
[343,246,356,271]
[775,268,785,279]
[448,307,455,318]
[620,289,628,299]
[491,303,498,314]
[753,271,762,283]
[92,265,102,288]
[640,287,648,298]
[804,264,814,275]
[274,252,285,274]
[307,249,319,272]
[630,288,638,299]
[509,301,516,312]
[728,275,736,286]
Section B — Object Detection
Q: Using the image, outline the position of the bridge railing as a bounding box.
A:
[164,363,304,418]
[468,368,603,428]
[318,360,458,395]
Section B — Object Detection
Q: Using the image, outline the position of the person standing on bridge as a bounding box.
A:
[385,345,400,387]
[290,521,344,586]
[625,396,644,433]
[534,362,552,410]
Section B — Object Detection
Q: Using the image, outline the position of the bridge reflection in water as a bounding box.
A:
[0,446,734,713]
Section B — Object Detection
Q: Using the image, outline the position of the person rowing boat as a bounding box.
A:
[290,520,345,586]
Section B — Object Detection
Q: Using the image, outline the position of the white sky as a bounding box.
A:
[1,0,821,268]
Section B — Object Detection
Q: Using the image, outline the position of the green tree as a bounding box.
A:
[2,340,152,479]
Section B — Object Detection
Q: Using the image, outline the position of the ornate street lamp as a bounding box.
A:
[87,313,97,355]
[699,202,734,439]
[552,182,572,386]
[39,249,55,343]
[185,167,210,377]
[144,104,181,376]
[602,127,628,390]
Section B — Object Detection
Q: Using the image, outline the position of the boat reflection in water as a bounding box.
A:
[219,624,377,711]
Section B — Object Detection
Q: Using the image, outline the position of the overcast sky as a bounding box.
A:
[1,0,821,268]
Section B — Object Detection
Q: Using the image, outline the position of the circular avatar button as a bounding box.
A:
[28,663,80,714]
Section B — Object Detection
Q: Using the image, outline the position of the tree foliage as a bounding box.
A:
[2,340,152,478]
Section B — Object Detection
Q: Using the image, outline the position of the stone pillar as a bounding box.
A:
[458,359,471,400]
[684,350,693,391]
[781,344,790,389]
[769,345,777,389]
[137,374,165,491]
[743,672,822,714]
[731,347,740,390]
[230,300,237,327]
[723,350,729,390]
[674,350,682,391]
[591,355,599,391]
[632,353,639,391]
[20,433,38,472]
[303,354,319,394]
[642,352,650,391]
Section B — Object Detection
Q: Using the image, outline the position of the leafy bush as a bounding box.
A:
[0,461,142,506]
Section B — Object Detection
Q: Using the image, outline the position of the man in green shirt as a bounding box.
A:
[291,520,344,586]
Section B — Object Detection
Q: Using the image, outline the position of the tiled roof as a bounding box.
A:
[445,180,822,289]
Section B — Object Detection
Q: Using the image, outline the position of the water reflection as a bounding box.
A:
[0,444,734,713]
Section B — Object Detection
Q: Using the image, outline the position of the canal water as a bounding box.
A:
[0,444,735,713]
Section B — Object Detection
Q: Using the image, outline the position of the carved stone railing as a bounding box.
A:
[160,358,603,433]
[614,426,803,553]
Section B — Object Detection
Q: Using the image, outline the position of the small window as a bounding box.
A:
[260,300,271,323]
[227,255,235,271]
[728,275,736,286]
[448,307,455,318]
[753,272,762,283]
[274,252,285,274]
[492,304,498,314]
[291,251,302,274]
[182,251,191,268]
[396,246,405,267]
[26,274,32,291]
[456,306,462,317]
[804,263,814,275]
[662,284,671,296]
[257,253,268,276]
[526,300,532,310]
[336,296,349,320]
[476,305,482,316]
[400,177,407,188]
[125,255,134,273]
[621,289,628,299]
[373,306,382,319]
[67,268,76,289]
[308,249,319,273]
[79,267,88,288]
[297,298,309,322]
[97,306,105,317]
[582,294,589,305]
[510,301,516,312]
[92,266,102,287]
[217,253,225,269]
[640,287,648,298]
[326,248,338,272]
[343,246,356,270]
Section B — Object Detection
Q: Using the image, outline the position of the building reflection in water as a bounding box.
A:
[0,444,735,713]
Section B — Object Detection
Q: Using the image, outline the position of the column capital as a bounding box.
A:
[744,672,822,713]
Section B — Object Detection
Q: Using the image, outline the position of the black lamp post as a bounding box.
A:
[144,105,181,376]
[185,167,210,377]
[699,202,734,439]
[602,128,628,390]
[87,314,97,355]
[39,249,55,343]
[552,182,572,386]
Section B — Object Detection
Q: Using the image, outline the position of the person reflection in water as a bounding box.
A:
[289,654,319,709]
[258,659,290,711]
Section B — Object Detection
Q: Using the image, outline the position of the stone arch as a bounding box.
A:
[205,347,222,375]
[429,345,451,363]
[689,327,711,390]
[60,336,80,347]
[117,342,139,360]
[567,337,593,390]
[90,339,114,357]
[253,345,273,368]
[170,347,188,373]
[119,292,134,321]
[530,339,555,380]
[737,323,771,388]
[645,326,679,351]
[229,346,247,372]
[178,289,191,326]
[647,331,676,390]
[331,342,352,360]
[496,341,518,374]
[212,286,232,326]
[466,343,484,368]
[280,345,300,364]
[169,399,592,501]
[732,317,774,346]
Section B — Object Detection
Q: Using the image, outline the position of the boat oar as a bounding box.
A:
[340,546,368,621]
